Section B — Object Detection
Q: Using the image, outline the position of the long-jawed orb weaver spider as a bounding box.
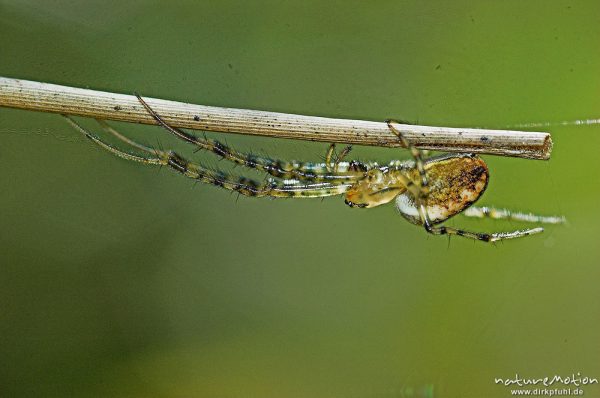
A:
[63,95,565,242]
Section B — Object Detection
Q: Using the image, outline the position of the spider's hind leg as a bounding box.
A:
[386,119,433,230]
[386,119,428,189]
[423,224,544,242]
[463,206,566,224]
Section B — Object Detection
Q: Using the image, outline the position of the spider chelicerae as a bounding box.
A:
[63,95,565,242]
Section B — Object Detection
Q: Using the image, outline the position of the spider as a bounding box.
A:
[63,95,565,242]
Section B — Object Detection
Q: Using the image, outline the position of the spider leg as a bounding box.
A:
[64,115,162,165]
[323,143,356,173]
[272,179,352,198]
[334,145,353,172]
[463,206,566,224]
[386,119,428,189]
[407,200,542,242]
[405,189,548,242]
[324,144,336,172]
[66,116,350,199]
[96,119,155,153]
[420,218,544,242]
[135,94,365,183]
[386,119,433,232]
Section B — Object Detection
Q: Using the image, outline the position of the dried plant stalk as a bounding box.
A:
[0,76,552,159]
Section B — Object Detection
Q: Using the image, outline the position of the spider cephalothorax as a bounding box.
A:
[63,97,564,242]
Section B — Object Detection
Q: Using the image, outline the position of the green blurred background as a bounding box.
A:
[1,1,599,397]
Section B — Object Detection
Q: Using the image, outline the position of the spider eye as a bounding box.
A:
[395,154,489,225]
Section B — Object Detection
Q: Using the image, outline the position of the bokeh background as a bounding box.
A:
[1,1,599,397]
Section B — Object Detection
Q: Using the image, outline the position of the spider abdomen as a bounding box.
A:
[396,154,489,224]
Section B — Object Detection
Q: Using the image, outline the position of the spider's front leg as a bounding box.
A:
[64,115,353,200]
[135,94,366,183]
